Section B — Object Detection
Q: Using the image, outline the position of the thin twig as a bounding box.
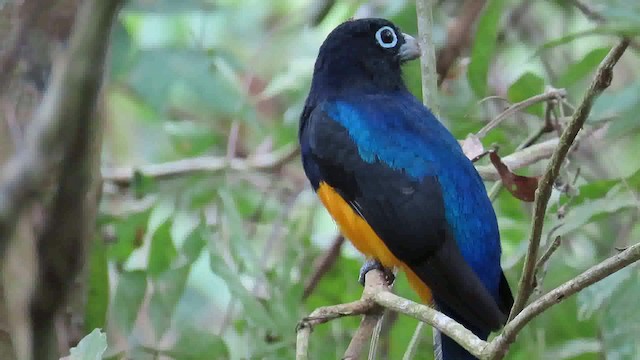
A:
[486,118,555,201]
[343,313,383,360]
[532,235,562,296]
[402,322,426,360]
[508,39,630,321]
[476,89,567,139]
[297,238,640,360]
[101,143,299,186]
[0,0,49,92]
[567,0,640,51]
[476,137,558,181]
[487,241,640,359]
[367,313,385,360]
[436,0,487,86]
[373,291,487,358]
[416,0,439,116]
[535,236,562,276]
[477,119,606,182]
[297,270,388,360]
[303,235,345,299]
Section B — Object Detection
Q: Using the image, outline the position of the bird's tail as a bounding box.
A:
[433,303,488,360]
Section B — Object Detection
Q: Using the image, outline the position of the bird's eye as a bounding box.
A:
[375,26,397,48]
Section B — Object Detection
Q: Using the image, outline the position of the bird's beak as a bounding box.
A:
[399,33,421,62]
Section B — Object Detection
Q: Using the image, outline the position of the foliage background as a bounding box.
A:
[11,0,640,359]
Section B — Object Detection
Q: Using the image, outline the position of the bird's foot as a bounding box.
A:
[358,258,395,286]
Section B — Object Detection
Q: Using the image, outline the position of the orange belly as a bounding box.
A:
[317,182,432,302]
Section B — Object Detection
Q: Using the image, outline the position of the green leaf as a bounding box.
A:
[68,328,108,360]
[577,266,634,320]
[132,170,156,199]
[127,50,243,116]
[218,190,261,277]
[544,338,601,360]
[107,209,151,264]
[182,224,207,263]
[148,265,191,339]
[147,200,177,276]
[601,271,640,359]
[85,237,109,332]
[165,327,229,360]
[209,253,273,329]
[467,0,506,97]
[556,47,609,89]
[148,219,177,276]
[536,24,640,53]
[110,20,134,80]
[553,185,639,237]
[507,72,545,117]
[164,120,220,157]
[567,169,640,207]
[111,270,147,335]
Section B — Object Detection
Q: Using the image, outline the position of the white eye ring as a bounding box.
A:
[375,26,397,48]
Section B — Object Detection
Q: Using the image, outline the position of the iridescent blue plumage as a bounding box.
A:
[299,18,513,360]
[324,93,502,295]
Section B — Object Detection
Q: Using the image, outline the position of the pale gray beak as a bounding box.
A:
[398,33,421,62]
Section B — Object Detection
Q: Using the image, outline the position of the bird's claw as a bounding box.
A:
[296,318,313,333]
[358,258,395,286]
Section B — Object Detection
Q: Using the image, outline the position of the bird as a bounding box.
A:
[299,18,513,359]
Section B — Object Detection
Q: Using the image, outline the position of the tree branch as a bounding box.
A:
[476,88,566,139]
[0,0,122,358]
[416,0,439,116]
[102,143,299,186]
[303,235,345,300]
[487,241,640,359]
[568,0,640,51]
[0,0,50,92]
[0,0,122,255]
[297,239,640,360]
[436,0,487,86]
[342,312,384,360]
[373,291,487,358]
[508,38,630,321]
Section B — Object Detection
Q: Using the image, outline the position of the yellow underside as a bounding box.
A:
[317,182,432,302]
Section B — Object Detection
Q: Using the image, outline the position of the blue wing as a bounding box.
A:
[301,92,513,332]
[324,92,504,295]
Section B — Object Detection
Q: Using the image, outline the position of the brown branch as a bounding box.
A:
[296,269,489,359]
[373,291,487,358]
[486,241,640,359]
[568,0,640,51]
[0,0,49,92]
[343,312,383,360]
[416,0,440,116]
[476,137,558,181]
[296,270,387,360]
[402,322,426,360]
[101,143,299,186]
[508,39,630,321]
[476,88,567,139]
[0,0,122,358]
[436,0,487,86]
[297,238,640,360]
[303,235,345,299]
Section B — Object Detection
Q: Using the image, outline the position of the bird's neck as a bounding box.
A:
[308,59,408,102]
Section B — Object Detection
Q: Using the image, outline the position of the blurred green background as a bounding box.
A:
[89,0,640,359]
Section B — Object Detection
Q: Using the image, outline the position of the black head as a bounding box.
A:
[309,18,420,98]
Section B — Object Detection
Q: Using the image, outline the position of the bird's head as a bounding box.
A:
[310,18,421,96]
